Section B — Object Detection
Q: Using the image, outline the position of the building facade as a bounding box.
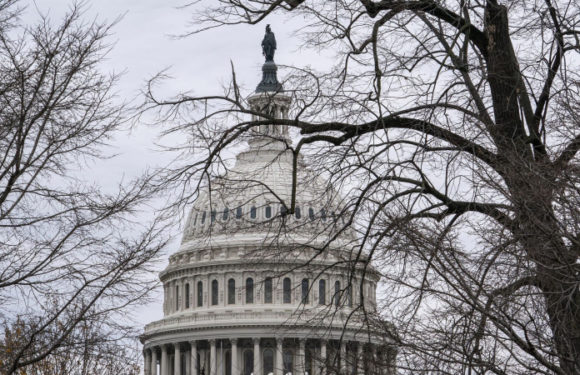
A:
[141,32,396,375]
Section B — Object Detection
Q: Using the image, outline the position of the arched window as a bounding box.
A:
[263,348,274,375]
[319,279,326,305]
[211,210,216,223]
[250,206,257,219]
[301,278,309,304]
[308,207,315,221]
[223,208,229,220]
[175,285,179,310]
[283,277,292,304]
[193,214,198,226]
[246,278,254,304]
[197,281,203,307]
[295,207,301,219]
[243,350,254,375]
[320,208,327,221]
[265,277,273,303]
[236,207,243,219]
[334,280,341,306]
[283,349,294,375]
[265,205,272,218]
[228,278,236,304]
[201,211,206,224]
[212,280,219,305]
[280,206,287,216]
[185,283,190,308]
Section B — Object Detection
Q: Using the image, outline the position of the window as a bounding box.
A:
[236,207,243,219]
[246,278,254,304]
[347,284,353,307]
[193,214,198,226]
[295,207,301,219]
[265,206,272,218]
[175,285,179,310]
[334,280,341,306]
[197,281,203,307]
[211,210,216,223]
[283,350,294,375]
[212,280,219,305]
[281,206,287,216]
[225,351,232,375]
[243,350,254,375]
[283,278,291,304]
[223,208,229,220]
[319,279,326,305]
[185,283,190,308]
[228,278,236,304]
[250,206,257,219]
[320,208,327,221]
[309,207,315,221]
[265,277,273,303]
[201,211,206,224]
[263,348,274,375]
[301,279,309,304]
[305,348,313,375]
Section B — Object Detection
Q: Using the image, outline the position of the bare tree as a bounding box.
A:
[0,1,168,373]
[1,316,141,375]
[144,0,580,374]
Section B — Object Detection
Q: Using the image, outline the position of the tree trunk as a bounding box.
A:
[485,4,580,373]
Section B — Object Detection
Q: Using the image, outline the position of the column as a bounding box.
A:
[320,341,327,375]
[376,347,383,375]
[152,348,158,375]
[230,339,238,375]
[186,348,191,375]
[210,339,217,375]
[356,344,364,375]
[298,339,306,375]
[161,345,169,375]
[340,342,346,374]
[275,338,283,375]
[190,341,198,375]
[175,343,182,375]
[144,350,151,375]
[253,338,261,375]
[369,346,376,375]
[312,346,318,375]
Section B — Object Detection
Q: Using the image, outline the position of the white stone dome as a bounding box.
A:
[141,90,394,375]
[181,133,356,252]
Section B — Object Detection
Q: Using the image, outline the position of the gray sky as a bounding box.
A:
[21,0,329,330]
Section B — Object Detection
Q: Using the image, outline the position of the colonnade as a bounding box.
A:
[144,338,393,375]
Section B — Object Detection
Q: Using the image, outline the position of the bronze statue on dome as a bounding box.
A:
[261,24,277,62]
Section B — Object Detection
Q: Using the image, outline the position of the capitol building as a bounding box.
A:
[141,28,397,375]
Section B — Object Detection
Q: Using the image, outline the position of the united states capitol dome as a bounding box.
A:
[141,26,396,375]
[180,107,357,253]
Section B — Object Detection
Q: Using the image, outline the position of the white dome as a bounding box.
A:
[141,91,394,375]
[181,140,355,251]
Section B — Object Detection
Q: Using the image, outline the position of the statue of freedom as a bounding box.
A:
[261,25,277,62]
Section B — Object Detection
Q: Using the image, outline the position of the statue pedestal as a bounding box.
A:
[256,61,283,93]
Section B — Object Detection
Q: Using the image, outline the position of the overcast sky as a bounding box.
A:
[20,0,329,331]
